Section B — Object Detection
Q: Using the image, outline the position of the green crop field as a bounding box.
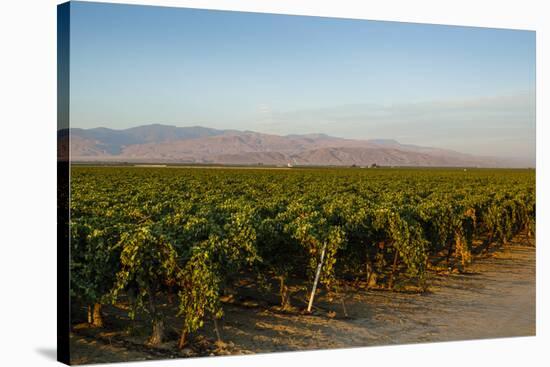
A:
[69,166,535,349]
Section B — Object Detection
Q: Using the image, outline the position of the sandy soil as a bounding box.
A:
[70,235,535,364]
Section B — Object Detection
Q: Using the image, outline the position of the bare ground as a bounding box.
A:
[70,235,535,364]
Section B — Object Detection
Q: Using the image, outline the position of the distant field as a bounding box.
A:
[69,166,535,363]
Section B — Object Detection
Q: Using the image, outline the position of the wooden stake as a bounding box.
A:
[446,240,453,269]
[366,245,380,289]
[341,298,348,317]
[307,243,327,313]
[213,316,222,342]
[279,275,289,309]
[388,248,399,289]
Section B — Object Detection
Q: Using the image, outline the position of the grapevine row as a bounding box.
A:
[70,167,535,347]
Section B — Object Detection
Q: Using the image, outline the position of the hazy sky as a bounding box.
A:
[69,1,535,162]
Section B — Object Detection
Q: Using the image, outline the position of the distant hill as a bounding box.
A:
[59,124,516,167]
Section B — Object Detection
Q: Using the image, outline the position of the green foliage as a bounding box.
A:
[177,247,222,336]
[70,166,535,344]
[111,226,178,319]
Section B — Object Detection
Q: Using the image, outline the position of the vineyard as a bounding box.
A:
[69,166,535,355]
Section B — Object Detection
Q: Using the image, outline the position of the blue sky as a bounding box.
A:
[69,1,535,162]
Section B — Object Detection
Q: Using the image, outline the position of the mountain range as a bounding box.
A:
[59,124,519,167]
